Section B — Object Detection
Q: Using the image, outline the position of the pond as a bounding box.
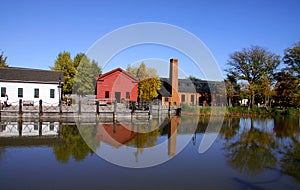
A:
[0,116,299,190]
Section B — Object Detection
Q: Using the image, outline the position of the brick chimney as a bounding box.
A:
[169,58,179,106]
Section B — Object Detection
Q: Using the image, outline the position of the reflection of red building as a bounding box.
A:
[96,68,138,103]
[96,123,136,148]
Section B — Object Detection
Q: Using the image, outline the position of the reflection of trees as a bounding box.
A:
[53,125,94,163]
[274,116,300,138]
[275,116,300,183]
[224,118,277,175]
[219,117,240,141]
[280,137,300,183]
[126,124,160,154]
[78,123,100,151]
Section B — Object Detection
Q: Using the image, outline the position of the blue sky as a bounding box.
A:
[1,0,299,79]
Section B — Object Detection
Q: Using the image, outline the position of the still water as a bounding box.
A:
[0,116,299,190]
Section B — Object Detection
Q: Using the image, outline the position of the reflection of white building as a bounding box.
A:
[0,121,60,137]
[0,67,64,106]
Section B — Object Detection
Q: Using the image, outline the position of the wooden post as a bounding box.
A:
[18,119,22,137]
[131,101,135,118]
[0,101,2,118]
[59,101,62,116]
[58,120,62,138]
[113,121,116,133]
[39,99,43,118]
[18,99,23,119]
[148,101,152,119]
[96,101,99,118]
[168,101,171,116]
[113,100,117,122]
[38,120,43,136]
[158,100,161,116]
[59,102,62,117]
[78,99,81,115]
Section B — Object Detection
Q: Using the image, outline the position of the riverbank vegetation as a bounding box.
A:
[181,103,300,117]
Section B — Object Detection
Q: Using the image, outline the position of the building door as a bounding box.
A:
[115,92,121,103]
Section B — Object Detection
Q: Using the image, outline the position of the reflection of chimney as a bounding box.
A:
[168,117,179,156]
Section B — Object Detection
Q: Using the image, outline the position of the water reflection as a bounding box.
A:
[0,116,299,184]
[94,117,180,157]
[53,124,96,163]
[222,118,278,175]
[274,117,300,184]
[0,121,60,137]
[219,117,300,184]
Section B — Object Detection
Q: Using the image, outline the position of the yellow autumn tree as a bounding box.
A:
[127,62,161,101]
[139,77,161,101]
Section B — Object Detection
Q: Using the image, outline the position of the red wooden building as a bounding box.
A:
[96,68,138,103]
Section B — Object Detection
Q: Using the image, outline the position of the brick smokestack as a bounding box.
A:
[169,58,179,106]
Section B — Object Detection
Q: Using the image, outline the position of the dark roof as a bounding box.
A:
[179,78,226,93]
[158,78,224,95]
[97,68,138,82]
[0,67,64,84]
[178,79,197,93]
[158,78,172,97]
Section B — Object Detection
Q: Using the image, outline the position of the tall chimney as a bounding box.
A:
[169,58,179,105]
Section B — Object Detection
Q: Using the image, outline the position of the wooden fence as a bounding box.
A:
[0,99,178,120]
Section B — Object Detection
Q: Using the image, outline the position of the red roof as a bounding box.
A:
[97,68,138,82]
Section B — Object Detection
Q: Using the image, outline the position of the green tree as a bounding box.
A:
[225,46,280,107]
[91,60,101,85]
[188,75,201,80]
[73,55,101,96]
[73,53,85,69]
[136,62,148,79]
[225,74,240,107]
[51,51,76,94]
[280,42,300,107]
[283,42,300,77]
[127,62,161,101]
[126,65,138,76]
[274,72,300,107]
[0,51,9,68]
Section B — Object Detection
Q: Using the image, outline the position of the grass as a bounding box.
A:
[181,103,300,117]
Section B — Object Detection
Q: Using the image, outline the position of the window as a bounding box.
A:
[34,88,39,98]
[50,89,55,98]
[164,97,169,102]
[105,91,110,98]
[34,123,38,131]
[181,94,186,103]
[126,92,130,99]
[50,123,54,131]
[18,88,23,98]
[1,87,6,97]
[191,95,195,105]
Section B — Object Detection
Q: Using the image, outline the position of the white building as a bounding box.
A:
[0,67,64,106]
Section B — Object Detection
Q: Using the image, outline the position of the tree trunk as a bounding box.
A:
[248,95,251,110]
[228,96,232,107]
[251,94,255,108]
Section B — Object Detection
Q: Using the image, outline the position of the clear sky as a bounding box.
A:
[1,0,299,79]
